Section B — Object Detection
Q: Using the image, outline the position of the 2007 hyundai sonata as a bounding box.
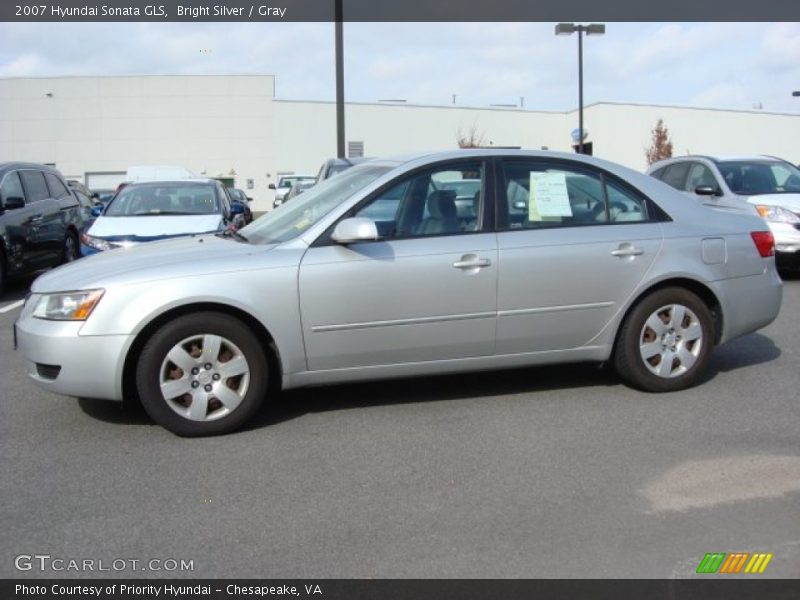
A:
[16,150,782,436]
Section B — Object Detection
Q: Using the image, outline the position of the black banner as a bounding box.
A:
[2,0,799,22]
[4,579,800,600]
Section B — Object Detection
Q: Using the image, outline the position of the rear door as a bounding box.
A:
[18,169,63,267]
[495,158,664,354]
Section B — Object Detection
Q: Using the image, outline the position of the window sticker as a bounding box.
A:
[529,172,573,221]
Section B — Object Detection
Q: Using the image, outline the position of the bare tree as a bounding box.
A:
[645,119,674,165]
[456,122,485,148]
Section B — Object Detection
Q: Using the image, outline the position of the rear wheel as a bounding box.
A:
[136,312,268,436]
[614,287,713,392]
[60,230,79,264]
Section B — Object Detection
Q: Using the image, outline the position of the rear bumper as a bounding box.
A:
[714,266,783,344]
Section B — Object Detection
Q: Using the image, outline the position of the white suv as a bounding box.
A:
[647,155,800,271]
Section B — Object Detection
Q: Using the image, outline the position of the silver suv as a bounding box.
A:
[647,155,800,271]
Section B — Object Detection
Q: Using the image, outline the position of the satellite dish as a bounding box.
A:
[571,128,589,142]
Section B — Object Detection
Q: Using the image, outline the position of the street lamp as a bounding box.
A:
[555,22,605,154]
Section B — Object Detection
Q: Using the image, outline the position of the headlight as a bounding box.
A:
[33,290,104,321]
[755,205,800,224]
[81,233,114,251]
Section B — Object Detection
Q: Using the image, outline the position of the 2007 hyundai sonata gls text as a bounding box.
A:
[16,150,783,436]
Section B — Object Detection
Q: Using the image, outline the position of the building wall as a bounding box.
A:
[273,100,568,175]
[1,75,798,214]
[578,103,800,170]
[0,75,276,210]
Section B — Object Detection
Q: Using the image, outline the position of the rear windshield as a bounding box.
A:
[105,183,220,216]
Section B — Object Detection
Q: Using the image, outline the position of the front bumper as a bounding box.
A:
[15,306,134,401]
[768,222,800,255]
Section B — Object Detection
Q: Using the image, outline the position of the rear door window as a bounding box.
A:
[659,163,690,191]
[19,170,50,203]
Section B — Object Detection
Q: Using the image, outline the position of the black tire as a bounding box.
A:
[136,312,268,436]
[60,230,80,264]
[614,287,714,393]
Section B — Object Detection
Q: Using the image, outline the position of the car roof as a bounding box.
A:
[648,154,789,170]
[122,178,219,187]
[0,162,65,178]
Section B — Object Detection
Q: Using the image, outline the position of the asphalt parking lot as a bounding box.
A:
[1,273,798,579]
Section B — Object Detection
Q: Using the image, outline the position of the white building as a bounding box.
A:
[1,74,798,212]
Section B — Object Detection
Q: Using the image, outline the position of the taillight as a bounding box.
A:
[750,231,775,258]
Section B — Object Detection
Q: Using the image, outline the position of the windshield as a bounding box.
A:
[278,176,315,188]
[241,165,391,244]
[105,183,220,216]
[717,160,800,196]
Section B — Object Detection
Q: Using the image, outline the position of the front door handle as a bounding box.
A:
[611,244,644,257]
[29,214,44,225]
[453,256,492,269]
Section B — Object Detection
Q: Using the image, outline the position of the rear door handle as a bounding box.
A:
[453,257,492,269]
[611,244,644,257]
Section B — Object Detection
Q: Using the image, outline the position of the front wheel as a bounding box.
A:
[136,312,269,436]
[614,287,714,392]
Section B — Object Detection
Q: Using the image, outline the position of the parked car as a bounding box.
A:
[94,189,116,205]
[270,175,316,207]
[67,180,100,202]
[0,162,83,295]
[281,179,316,204]
[16,150,782,436]
[80,178,245,255]
[647,155,800,271]
[316,157,372,182]
[226,188,254,223]
[69,187,100,252]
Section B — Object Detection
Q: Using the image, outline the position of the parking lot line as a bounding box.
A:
[0,299,24,313]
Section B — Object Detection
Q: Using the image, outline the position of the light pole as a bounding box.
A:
[555,23,605,154]
[335,0,345,158]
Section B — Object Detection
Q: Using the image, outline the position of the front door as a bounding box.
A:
[298,159,498,371]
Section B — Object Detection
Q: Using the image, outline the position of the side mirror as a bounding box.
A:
[694,185,721,197]
[90,205,103,217]
[230,202,244,216]
[331,217,380,244]
[3,196,25,210]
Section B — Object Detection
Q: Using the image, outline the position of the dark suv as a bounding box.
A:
[0,163,84,295]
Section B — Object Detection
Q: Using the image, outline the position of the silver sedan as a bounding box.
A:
[16,150,783,436]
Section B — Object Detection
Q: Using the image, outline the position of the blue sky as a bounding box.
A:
[1,22,799,113]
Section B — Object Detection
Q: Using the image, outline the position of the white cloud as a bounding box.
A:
[0,22,798,113]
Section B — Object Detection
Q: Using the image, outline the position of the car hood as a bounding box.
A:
[32,235,278,293]
[88,214,223,238]
[744,193,800,212]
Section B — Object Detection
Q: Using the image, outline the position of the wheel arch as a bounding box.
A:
[122,302,283,405]
[614,277,724,352]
